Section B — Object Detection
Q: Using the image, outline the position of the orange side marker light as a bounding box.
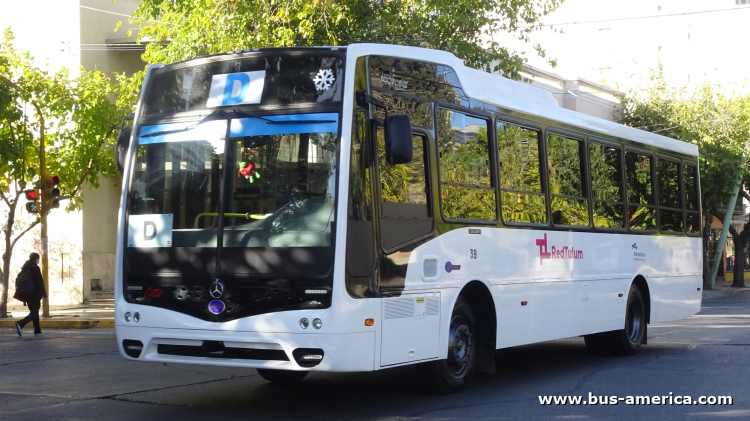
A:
[365,319,374,326]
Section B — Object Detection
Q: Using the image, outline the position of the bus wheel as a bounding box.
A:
[611,285,647,355]
[422,299,477,394]
[584,284,646,356]
[256,368,308,383]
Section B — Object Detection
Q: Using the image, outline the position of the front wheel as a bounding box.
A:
[256,368,308,383]
[421,299,477,394]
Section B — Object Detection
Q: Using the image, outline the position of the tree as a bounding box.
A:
[126,0,563,79]
[621,69,750,289]
[0,29,127,317]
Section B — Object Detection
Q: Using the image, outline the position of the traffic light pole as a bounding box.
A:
[38,116,50,318]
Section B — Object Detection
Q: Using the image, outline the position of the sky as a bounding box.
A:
[492,0,750,93]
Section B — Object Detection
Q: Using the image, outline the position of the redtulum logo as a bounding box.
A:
[535,233,584,265]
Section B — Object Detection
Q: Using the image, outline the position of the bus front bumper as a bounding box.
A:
[116,325,376,372]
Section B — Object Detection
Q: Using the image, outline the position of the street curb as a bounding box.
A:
[0,319,114,329]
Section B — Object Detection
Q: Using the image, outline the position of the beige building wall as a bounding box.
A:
[1,0,143,304]
[79,0,143,300]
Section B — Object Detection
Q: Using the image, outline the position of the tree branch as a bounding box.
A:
[10,219,40,252]
[741,189,750,204]
[0,191,10,209]
[711,210,739,239]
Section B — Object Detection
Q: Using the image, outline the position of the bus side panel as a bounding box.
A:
[397,228,702,352]
[647,235,703,323]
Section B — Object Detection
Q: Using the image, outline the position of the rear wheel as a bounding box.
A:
[584,284,646,356]
[422,299,477,394]
[256,368,308,383]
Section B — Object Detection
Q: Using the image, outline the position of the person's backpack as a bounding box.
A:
[14,269,33,300]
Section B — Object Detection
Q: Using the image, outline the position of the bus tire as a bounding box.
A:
[256,369,308,383]
[422,299,477,394]
[609,284,647,355]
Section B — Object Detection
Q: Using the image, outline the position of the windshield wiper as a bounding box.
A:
[231,109,336,125]
[140,109,337,139]
[140,109,228,138]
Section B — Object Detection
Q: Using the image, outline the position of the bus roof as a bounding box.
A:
[346,44,699,157]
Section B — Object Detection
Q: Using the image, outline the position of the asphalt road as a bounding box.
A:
[1,295,749,420]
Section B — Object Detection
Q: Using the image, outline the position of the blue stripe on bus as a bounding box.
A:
[229,113,339,138]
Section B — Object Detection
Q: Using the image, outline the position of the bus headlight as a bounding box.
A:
[124,312,132,322]
[300,318,309,329]
[313,318,322,329]
[133,312,140,323]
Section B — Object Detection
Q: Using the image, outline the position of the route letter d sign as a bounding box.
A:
[128,214,174,247]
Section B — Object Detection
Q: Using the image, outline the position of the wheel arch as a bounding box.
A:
[631,275,652,324]
[455,280,497,362]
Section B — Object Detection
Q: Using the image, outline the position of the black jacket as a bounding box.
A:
[21,260,47,302]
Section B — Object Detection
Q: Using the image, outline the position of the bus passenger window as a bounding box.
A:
[547,134,589,227]
[497,122,546,224]
[657,158,683,233]
[625,152,656,231]
[589,142,625,228]
[437,108,495,221]
[684,164,700,234]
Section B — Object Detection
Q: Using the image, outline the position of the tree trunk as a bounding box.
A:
[0,251,10,318]
[702,208,713,290]
[1,195,18,318]
[733,241,745,288]
[732,227,750,288]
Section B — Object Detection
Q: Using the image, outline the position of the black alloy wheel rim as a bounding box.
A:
[447,315,473,377]
[626,296,644,343]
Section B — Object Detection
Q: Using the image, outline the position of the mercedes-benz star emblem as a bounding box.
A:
[209,281,225,299]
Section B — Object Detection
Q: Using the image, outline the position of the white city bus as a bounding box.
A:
[115,44,702,393]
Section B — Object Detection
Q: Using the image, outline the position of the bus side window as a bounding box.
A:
[436,108,496,222]
[625,151,656,231]
[497,121,546,224]
[684,164,700,234]
[657,158,683,233]
[589,142,625,228]
[547,133,589,227]
[377,127,433,252]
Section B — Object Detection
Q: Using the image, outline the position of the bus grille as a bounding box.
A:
[157,341,289,361]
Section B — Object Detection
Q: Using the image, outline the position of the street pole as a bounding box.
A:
[709,174,742,289]
[36,106,50,317]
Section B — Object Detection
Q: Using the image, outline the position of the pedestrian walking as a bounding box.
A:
[14,252,47,337]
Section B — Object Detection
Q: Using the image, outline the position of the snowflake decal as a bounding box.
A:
[313,69,335,90]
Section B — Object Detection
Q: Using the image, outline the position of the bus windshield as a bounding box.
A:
[127,113,339,274]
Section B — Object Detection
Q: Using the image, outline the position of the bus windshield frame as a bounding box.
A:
[124,110,341,279]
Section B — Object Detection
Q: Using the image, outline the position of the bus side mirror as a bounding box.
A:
[116,113,135,172]
[385,115,412,165]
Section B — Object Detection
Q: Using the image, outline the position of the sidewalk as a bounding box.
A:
[703,278,750,298]
[0,300,114,329]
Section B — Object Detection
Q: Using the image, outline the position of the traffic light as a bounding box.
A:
[48,175,60,209]
[24,189,40,213]
[24,189,39,201]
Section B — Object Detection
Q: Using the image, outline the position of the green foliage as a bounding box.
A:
[621,68,750,212]
[128,0,563,79]
[0,28,128,212]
